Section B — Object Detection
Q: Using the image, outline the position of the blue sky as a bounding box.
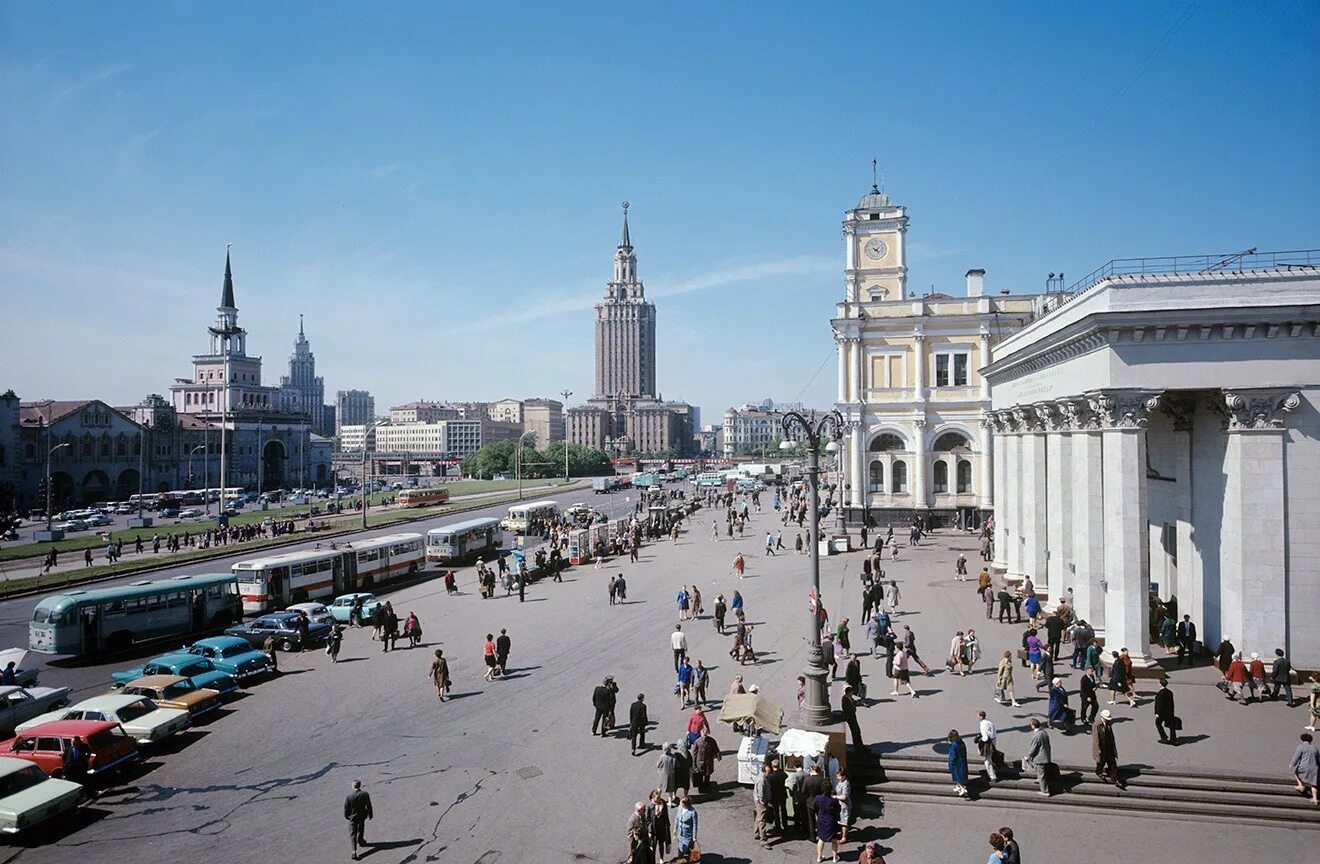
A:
[3,3,1317,422]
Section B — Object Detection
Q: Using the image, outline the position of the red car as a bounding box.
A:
[0,720,138,779]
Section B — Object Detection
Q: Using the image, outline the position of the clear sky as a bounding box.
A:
[3,3,1317,421]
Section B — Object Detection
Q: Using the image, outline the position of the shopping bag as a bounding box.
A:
[688,843,701,863]
[1215,680,1231,695]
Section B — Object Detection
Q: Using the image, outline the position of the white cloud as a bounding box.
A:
[50,63,129,108]
[366,163,400,182]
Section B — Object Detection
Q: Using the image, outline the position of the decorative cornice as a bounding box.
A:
[843,222,857,237]
[1211,388,1301,431]
[1033,401,1066,432]
[1057,397,1100,431]
[1159,394,1197,433]
[1011,406,1041,433]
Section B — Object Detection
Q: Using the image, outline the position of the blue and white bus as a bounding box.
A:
[29,573,242,657]
[426,518,503,564]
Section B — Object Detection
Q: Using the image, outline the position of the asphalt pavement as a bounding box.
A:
[1,493,1311,864]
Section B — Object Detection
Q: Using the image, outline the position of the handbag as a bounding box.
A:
[688,842,701,862]
[1172,716,1184,731]
[1215,680,1231,694]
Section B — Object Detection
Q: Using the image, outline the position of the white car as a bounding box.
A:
[0,757,82,834]
[16,694,189,745]
[286,602,335,627]
[0,686,72,738]
[51,521,87,533]
[85,514,113,527]
[177,508,203,519]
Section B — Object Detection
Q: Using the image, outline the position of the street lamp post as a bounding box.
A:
[188,445,206,492]
[780,408,844,727]
[44,437,71,534]
[361,420,382,530]
[560,389,573,484]
[515,430,536,501]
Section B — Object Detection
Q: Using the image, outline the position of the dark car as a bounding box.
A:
[224,612,330,652]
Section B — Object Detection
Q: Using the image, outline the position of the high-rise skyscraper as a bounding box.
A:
[279,315,329,435]
[594,202,656,400]
[335,389,375,434]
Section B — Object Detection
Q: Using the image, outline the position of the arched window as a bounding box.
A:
[933,460,948,493]
[99,435,111,457]
[868,432,906,452]
[116,435,126,456]
[892,460,908,493]
[933,431,972,452]
[957,459,973,493]
[868,461,884,493]
[81,434,94,457]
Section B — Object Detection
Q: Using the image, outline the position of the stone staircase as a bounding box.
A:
[852,751,1320,828]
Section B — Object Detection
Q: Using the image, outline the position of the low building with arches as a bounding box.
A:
[831,183,1039,527]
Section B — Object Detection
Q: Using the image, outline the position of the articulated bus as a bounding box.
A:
[398,488,450,507]
[426,518,503,564]
[29,573,242,657]
[501,500,558,535]
[232,532,425,614]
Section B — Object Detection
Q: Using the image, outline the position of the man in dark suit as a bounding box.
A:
[591,676,617,737]
[1176,615,1197,665]
[628,693,649,755]
[495,629,512,672]
[799,763,826,839]
[841,686,864,750]
[1154,678,1177,745]
[344,780,373,860]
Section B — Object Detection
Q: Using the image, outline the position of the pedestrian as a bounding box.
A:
[671,624,687,672]
[813,780,841,863]
[999,827,1022,864]
[657,744,683,806]
[949,631,968,676]
[1106,651,1136,706]
[327,624,343,663]
[764,531,775,556]
[676,659,694,707]
[976,709,1000,782]
[796,675,806,711]
[902,625,930,675]
[845,653,864,700]
[890,645,918,698]
[713,594,727,634]
[836,617,851,653]
[693,659,709,707]
[885,580,900,615]
[676,586,690,620]
[84,548,93,568]
[964,628,981,671]
[1092,709,1123,787]
[692,728,722,792]
[946,729,969,797]
[834,767,852,843]
[263,633,279,672]
[629,692,649,755]
[61,735,89,784]
[495,628,511,672]
[1047,677,1070,729]
[955,552,967,580]
[482,633,499,680]
[371,601,385,640]
[841,685,864,750]
[987,833,1009,863]
[646,790,670,862]
[1024,718,1053,797]
[343,780,373,860]
[984,582,996,619]
[1176,614,1197,665]
[429,649,451,700]
[995,650,1020,706]
[608,574,618,606]
[673,797,698,859]
[1270,648,1296,705]
[1154,677,1178,744]
[1079,666,1100,727]
[753,762,772,846]
[1291,732,1320,807]
[592,676,618,737]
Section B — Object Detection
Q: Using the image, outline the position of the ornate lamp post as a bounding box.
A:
[515,430,536,501]
[780,408,843,726]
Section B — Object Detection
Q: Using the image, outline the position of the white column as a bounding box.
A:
[990,414,1009,571]
[850,424,865,508]
[852,337,865,403]
[1003,424,1023,578]
[1094,390,1161,665]
[1218,389,1297,655]
[912,419,929,511]
[978,327,992,401]
[978,415,994,511]
[835,334,847,404]
[1067,416,1106,631]
[912,330,926,401]
[1043,406,1071,603]
[1016,407,1048,589]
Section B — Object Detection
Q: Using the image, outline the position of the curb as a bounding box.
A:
[0,481,587,601]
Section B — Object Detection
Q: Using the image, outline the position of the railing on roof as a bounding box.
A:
[1062,248,1320,299]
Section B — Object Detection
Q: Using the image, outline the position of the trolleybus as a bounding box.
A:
[425,517,503,564]
[231,532,425,614]
[501,500,558,535]
[29,573,242,657]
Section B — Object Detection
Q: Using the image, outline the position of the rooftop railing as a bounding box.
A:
[1062,248,1320,299]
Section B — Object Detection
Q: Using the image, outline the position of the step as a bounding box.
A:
[871,783,1320,829]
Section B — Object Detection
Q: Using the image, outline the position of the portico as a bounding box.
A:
[983,258,1320,667]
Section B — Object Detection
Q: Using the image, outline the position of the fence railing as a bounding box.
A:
[1063,249,1319,299]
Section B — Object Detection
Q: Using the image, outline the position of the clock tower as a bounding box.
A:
[843,183,908,302]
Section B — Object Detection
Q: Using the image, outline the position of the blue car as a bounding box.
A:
[224,611,331,652]
[185,636,275,682]
[110,654,240,697]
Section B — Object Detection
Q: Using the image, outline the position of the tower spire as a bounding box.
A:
[220,243,236,309]
[299,313,304,338]
[619,200,631,249]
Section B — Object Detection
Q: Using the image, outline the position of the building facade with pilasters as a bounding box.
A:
[832,185,1037,527]
[983,257,1320,668]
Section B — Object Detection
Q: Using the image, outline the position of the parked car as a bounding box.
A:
[184,636,275,681]
[17,694,189,745]
[110,654,238,697]
[177,508,203,519]
[0,650,43,688]
[0,720,138,780]
[50,521,88,533]
[224,612,330,652]
[159,507,180,519]
[84,513,113,527]
[328,593,385,624]
[0,756,83,834]
[286,602,335,627]
[118,676,221,718]
[0,686,72,738]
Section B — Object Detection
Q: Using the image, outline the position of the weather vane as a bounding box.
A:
[622,200,630,213]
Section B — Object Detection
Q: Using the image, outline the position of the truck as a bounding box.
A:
[592,476,617,494]
[630,471,660,488]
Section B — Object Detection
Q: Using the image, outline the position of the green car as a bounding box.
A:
[0,756,81,834]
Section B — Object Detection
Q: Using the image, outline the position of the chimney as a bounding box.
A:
[965,268,985,297]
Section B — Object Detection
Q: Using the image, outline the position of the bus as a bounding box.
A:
[694,472,725,488]
[231,532,425,614]
[501,500,558,535]
[29,573,242,657]
[426,518,503,564]
[398,488,450,507]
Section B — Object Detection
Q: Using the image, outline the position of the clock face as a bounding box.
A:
[864,237,889,261]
